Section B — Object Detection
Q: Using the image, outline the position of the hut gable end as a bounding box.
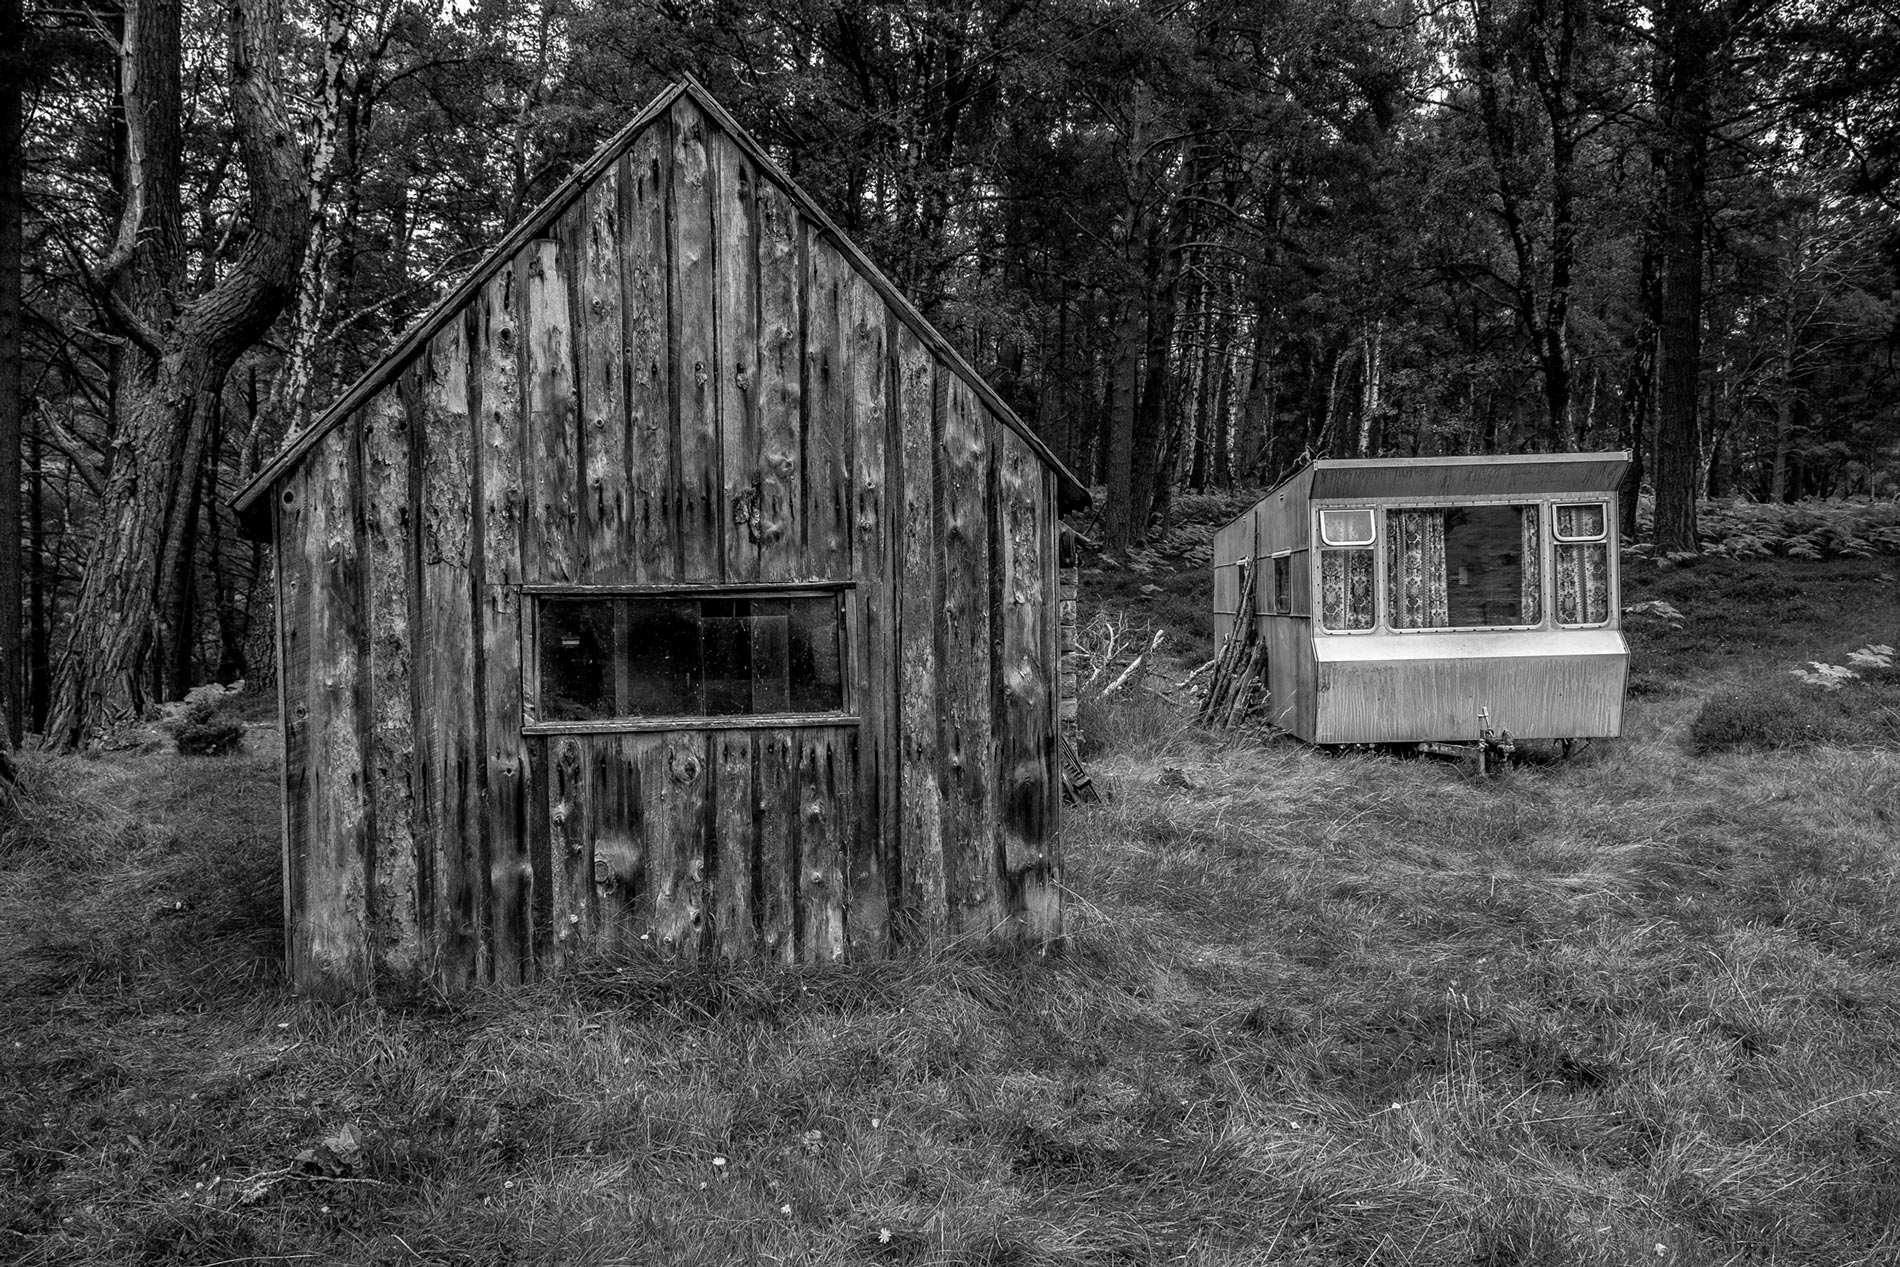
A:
[247,82,1077,995]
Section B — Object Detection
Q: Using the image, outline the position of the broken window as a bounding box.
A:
[537,592,846,722]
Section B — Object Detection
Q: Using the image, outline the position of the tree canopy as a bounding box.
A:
[4,0,1897,744]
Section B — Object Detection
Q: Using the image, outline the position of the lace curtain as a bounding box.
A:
[1519,505,1542,624]
[1319,549,1375,629]
[1387,510,1448,629]
[1556,543,1609,624]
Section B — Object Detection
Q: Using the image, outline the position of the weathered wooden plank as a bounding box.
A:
[480,262,533,983]
[576,166,630,584]
[360,386,422,983]
[275,457,310,981]
[803,238,852,578]
[620,128,674,582]
[938,373,999,936]
[755,728,799,963]
[993,426,1058,946]
[751,176,803,581]
[712,131,759,582]
[893,326,945,941]
[539,734,591,962]
[711,729,757,961]
[796,727,853,962]
[524,236,580,585]
[670,99,720,581]
[645,731,710,958]
[415,320,484,988]
[1043,466,1064,937]
[844,274,891,958]
[291,421,370,996]
[587,734,651,954]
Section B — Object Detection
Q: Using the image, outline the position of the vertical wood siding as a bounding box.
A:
[670,100,720,581]
[278,97,1068,991]
[938,374,999,936]
[843,273,891,957]
[287,422,370,996]
[361,388,421,982]
[411,322,486,986]
[894,327,946,943]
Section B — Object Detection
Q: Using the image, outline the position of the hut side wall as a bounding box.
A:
[278,96,1063,994]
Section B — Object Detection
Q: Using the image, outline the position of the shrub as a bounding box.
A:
[1691,682,1846,753]
[174,698,246,756]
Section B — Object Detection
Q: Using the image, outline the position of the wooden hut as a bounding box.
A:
[234,81,1088,997]
[1212,454,1628,745]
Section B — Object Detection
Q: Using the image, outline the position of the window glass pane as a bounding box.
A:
[700,601,753,715]
[1288,550,1310,616]
[1387,506,1539,629]
[1555,502,1606,541]
[1272,556,1292,615]
[622,599,699,714]
[1319,549,1375,630]
[776,596,844,713]
[538,593,845,721]
[1319,508,1375,547]
[1556,543,1611,624]
[540,600,616,720]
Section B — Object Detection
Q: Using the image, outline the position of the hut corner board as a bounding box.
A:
[240,80,1083,996]
[1212,453,1631,746]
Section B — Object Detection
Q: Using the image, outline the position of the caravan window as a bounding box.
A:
[1553,503,1611,625]
[1387,505,1542,630]
[1318,509,1375,547]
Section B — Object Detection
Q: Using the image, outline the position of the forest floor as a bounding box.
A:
[5,509,1900,1265]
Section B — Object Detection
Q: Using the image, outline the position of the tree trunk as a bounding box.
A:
[0,0,22,747]
[1650,0,1715,556]
[41,0,311,746]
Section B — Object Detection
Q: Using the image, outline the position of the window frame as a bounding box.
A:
[1550,504,1615,629]
[1552,501,1609,544]
[521,581,859,735]
[1381,501,1546,634]
[1317,508,1376,548]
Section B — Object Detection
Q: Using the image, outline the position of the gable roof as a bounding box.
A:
[234,78,1087,535]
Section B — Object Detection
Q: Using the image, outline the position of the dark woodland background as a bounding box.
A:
[0,0,1895,748]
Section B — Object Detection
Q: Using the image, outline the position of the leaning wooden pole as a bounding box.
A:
[1198,563,1262,726]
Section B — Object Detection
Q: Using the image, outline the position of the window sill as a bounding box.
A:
[522,712,860,736]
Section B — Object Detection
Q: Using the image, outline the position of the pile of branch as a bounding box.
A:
[1195,564,1266,727]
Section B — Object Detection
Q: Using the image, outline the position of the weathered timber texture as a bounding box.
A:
[671,99,720,581]
[289,423,369,996]
[804,239,852,578]
[412,324,484,987]
[361,387,421,981]
[621,125,674,582]
[753,176,803,582]
[994,429,1058,944]
[894,324,946,942]
[713,130,759,583]
[577,165,629,585]
[262,83,1073,993]
[474,264,529,983]
[843,274,891,957]
[938,374,998,936]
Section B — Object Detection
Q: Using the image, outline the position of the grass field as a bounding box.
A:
[3,550,1898,1265]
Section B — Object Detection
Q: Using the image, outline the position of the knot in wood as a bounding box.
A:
[668,748,702,784]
